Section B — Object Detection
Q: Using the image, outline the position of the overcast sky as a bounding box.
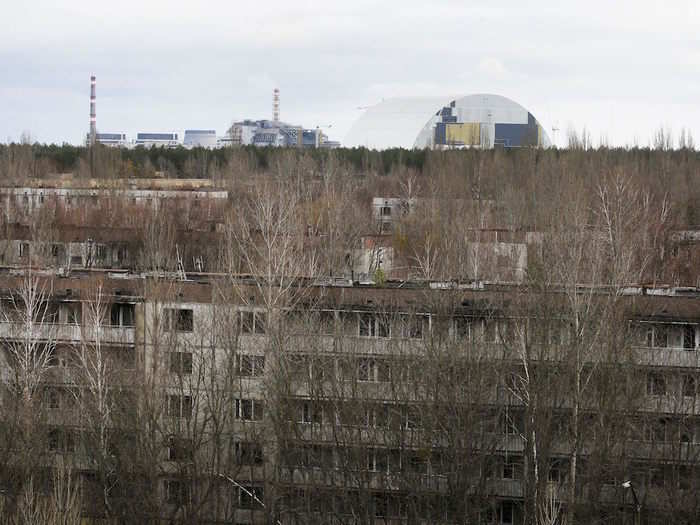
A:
[1,0,698,148]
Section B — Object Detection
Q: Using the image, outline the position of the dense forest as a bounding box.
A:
[1,141,698,227]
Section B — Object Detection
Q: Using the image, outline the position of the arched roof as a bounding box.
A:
[344,94,550,150]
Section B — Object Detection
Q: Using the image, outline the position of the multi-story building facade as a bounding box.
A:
[1,265,699,524]
[1,177,700,523]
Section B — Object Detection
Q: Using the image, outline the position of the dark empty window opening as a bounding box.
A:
[683,325,695,350]
[166,308,193,332]
[111,303,135,327]
[170,352,193,375]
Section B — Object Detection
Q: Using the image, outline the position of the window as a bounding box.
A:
[358,313,389,338]
[234,441,263,465]
[548,459,564,483]
[380,205,392,217]
[683,325,696,350]
[649,467,665,488]
[404,406,421,430]
[373,493,388,518]
[165,479,190,505]
[238,354,265,377]
[300,401,323,425]
[679,465,692,490]
[503,411,522,435]
[501,501,514,524]
[167,395,192,418]
[95,244,105,259]
[19,242,29,258]
[483,319,497,343]
[44,344,59,366]
[647,372,666,395]
[645,418,668,442]
[359,313,375,337]
[45,388,60,409]
[165,308,193,332]
[647,324,668,348]
[683,375,697,397]
[64,303,81,325]
[403,451,428,474]
[235,398,264,421]
[400,314,424,339]
[167,436,193,461]
[365,404,389,428]
[47,428,75,453]
[40,302,60,323]
[502,456,523,480]
[357,357,390,382]
[110,303,135,327]
[238,485,264,509]
[170,352,193,375]
[454,317,474,341]
[51,244,61,257]
[241,311,265,334]
[367,448,389,473]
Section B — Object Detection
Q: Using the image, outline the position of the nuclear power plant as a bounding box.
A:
[83,76,553,151]
[85,77,339,149]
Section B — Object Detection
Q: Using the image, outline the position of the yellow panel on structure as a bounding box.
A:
[445,123,480,146]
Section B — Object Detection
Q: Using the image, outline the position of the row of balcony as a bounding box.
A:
[0,321,135,344]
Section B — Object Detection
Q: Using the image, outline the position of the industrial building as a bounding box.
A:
[95,132,128,147]
[226,88,338,148]
[82,77,337,149]
[134,132,180,148]
[183,129,218,148]
[227,120,333,149]
[345,94,550,150]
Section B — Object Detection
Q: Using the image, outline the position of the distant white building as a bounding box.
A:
[184,130,217,149]
[96,133,128,147]
[85,133,128,147]
[135,132,180,148]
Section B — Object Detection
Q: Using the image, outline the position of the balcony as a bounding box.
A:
[633,346,700,368]
[0,322,135,345]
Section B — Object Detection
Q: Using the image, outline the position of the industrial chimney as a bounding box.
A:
[89,75,96,146]
[273,88,280,123]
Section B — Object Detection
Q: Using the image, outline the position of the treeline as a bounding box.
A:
[0,143,427,179]
[1,142,699,227]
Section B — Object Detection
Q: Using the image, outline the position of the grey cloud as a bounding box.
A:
[0,0,698,146]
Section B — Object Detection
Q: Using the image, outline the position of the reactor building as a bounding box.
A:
[344,93,551,150]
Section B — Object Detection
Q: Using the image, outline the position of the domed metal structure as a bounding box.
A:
[345,94,550,150]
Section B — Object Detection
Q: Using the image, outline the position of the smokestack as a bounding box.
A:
[273,88,280,123]
[89,75,96,145]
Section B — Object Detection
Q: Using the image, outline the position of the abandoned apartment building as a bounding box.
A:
[0,178,699,523]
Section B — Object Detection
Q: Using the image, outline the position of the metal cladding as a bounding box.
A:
[89,75,96,146]
[183,129,217,148]
[273,88,280,123]
[345,93,551,150]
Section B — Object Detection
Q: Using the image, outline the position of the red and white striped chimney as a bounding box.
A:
[89,75,96,145]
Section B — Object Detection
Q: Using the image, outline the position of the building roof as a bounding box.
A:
[344,94,550,150]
